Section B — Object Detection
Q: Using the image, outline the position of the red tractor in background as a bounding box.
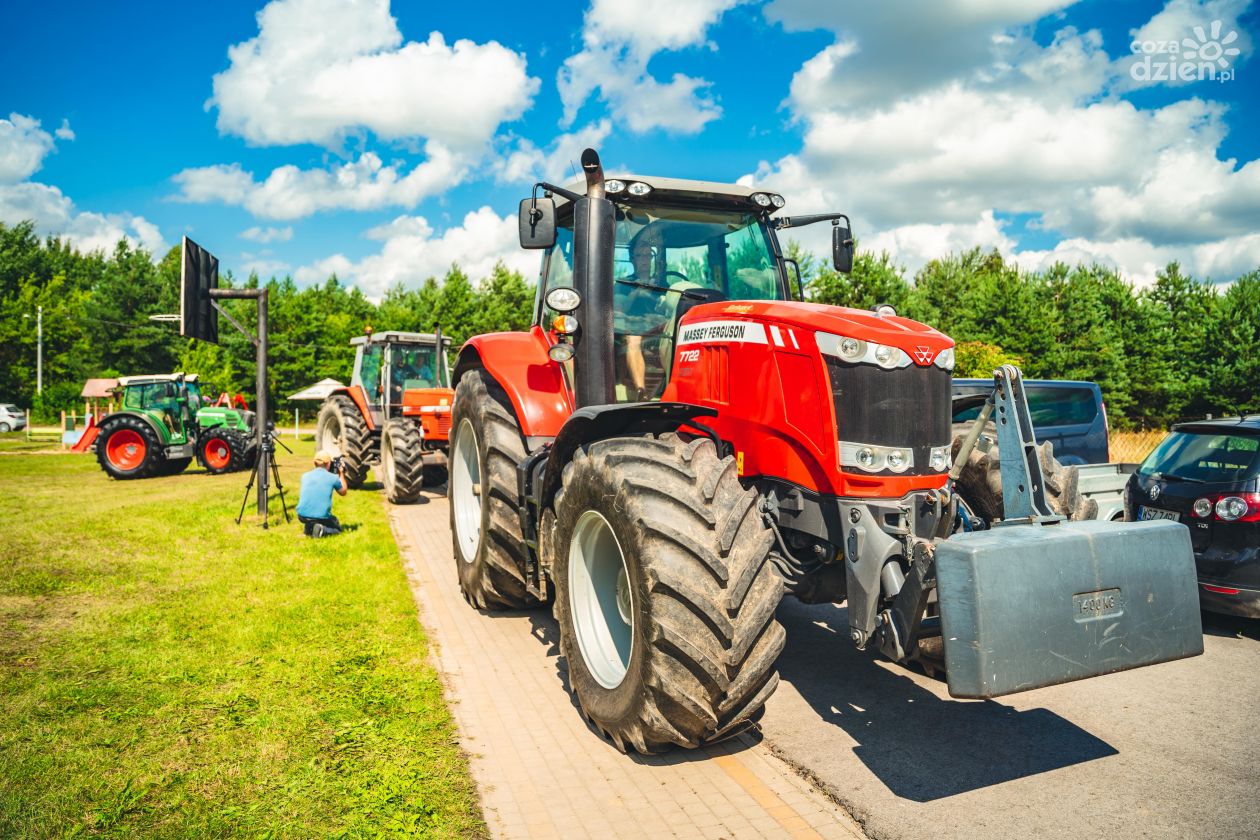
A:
[446,148,1204,755]
[316,329,454,503]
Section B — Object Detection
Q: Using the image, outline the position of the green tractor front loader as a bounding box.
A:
[95,373,255,480]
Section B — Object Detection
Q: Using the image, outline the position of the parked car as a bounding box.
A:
[0,403,26,432]
[1126,417,1260,618]
[952,378,1109,464]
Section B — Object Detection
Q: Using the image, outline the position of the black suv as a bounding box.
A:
[1126,417,1260,618]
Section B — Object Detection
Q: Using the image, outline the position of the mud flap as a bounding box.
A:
[936,519,1203,698]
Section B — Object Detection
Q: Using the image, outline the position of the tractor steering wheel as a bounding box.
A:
[664,270,689,284]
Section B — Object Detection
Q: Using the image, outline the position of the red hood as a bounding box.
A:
[681,300,954,359]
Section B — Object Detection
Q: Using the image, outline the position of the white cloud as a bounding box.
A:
[766,0,1078,111]
[295,207,537,298]
[210,0,538,151]
[0,180,166,256]
[744,1,1260,285]
[240,225,294,244]
[0,113,56,183]
[495,120,613,184]
[0,113,166,256]
[558,0,742,134]
[172,143,465,220]
[54,119,75,141]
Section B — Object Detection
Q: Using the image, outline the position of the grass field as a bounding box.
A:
[0,435,485,838]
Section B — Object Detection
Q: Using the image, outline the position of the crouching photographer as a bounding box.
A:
[297,450,348,537]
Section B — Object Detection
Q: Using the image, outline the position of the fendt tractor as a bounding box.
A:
[446,149,1205,754]
[95,373,256,479]
[315,330,455,503]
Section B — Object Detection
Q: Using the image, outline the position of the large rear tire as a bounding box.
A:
[96,416,164,480]
[448,370,538,610]
[381,418,426,504]
[315,395,373,487]
[198,428,250,475]
[552,434,785,753]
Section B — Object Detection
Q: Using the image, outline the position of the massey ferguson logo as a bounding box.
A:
[913,346,935,364]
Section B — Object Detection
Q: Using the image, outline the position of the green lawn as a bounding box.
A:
[0,438,485,838]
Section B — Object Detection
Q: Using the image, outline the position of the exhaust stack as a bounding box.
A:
[572,148,616,407]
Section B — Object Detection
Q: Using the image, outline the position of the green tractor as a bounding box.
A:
[94,373,256,479]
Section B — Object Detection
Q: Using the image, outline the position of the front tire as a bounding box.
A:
[198,429,250,475]
[96,416,163,480]
[381,418,425,504]
[315,395,372,487]
[448,370,538,610]
[552,434,786,753]
[952,434,1097,523]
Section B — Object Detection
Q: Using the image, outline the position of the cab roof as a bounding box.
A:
[117,373,198,386]
[351,331,452,346]
[554,173,782,214]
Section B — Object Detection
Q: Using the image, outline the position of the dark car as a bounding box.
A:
[1126,417,1260,618]
[952,379,1109,464]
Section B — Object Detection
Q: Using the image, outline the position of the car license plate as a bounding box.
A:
[1139,506,1179,522]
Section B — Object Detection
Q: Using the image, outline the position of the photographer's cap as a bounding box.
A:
[314,449,333,466]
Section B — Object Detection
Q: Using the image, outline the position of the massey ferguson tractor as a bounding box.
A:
[446,148,1205,755]
[315,330,454,503]
[95,373,255,479]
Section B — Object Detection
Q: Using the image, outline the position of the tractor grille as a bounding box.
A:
[437,413,452,437]
[824,359,951,474]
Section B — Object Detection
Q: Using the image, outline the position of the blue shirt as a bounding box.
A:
[297,467,342,519]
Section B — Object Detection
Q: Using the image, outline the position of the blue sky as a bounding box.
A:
[2,0,1257,295]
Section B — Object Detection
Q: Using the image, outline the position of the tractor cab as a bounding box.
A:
[118,373,197,440]
[350,331,452,422]
[542,177,797,401]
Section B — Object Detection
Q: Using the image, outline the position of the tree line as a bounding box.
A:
[1,219,1256,429]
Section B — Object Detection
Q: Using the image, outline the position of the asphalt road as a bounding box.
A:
[758,600,1260,840]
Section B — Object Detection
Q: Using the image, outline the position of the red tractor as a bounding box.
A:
[447,149,1203,754]
[316,330,454,503]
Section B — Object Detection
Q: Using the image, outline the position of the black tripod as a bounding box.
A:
[236,424,292,528]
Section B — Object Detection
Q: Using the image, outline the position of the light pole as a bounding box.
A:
[23,305,42,395]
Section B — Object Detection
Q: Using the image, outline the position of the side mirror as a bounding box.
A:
[164,382,177,398]
[832,224,854,274]
[519,197,557,249]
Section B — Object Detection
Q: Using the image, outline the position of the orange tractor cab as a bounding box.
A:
[315,330,454,502]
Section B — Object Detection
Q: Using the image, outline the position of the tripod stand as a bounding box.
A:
[236,425,292,528]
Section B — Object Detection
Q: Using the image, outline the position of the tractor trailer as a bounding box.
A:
[446,149,1203,754]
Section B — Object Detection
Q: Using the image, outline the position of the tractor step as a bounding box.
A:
[935,518,1203,698]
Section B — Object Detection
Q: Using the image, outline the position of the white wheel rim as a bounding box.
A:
[569,510,634,689]
[382,433,396,490]
[319,413,344,458]
[451,418,482,563]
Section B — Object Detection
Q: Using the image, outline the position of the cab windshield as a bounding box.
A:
[543,203,786,400]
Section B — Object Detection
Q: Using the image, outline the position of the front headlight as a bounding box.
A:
[929,446,950,472]
[840,441,918,474]
[816,332,912,369]
[934,347,955,371]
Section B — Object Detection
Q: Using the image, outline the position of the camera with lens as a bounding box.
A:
[328,455,345,474]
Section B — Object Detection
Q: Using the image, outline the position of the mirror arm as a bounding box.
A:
[536,181,583,204]
[774,212,851,230]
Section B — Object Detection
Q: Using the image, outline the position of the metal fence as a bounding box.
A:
[1109,429,1166,464]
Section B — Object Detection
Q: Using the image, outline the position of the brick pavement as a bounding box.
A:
[388,491,866,840]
